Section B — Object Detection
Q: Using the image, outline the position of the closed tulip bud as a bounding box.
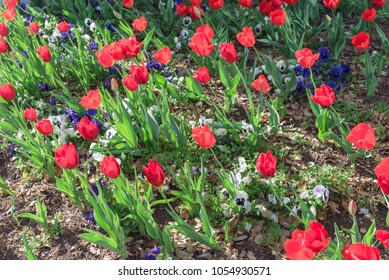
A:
[76,116,99,141]
[0,83,16,101]
[348,200,357,215]
[55,142,79,169]
[0,23,9,36]
[100,156,121,179]
[143,160,165,187]
[36,119,53,136]
[36,45,51,62]
[0,37,8,53]
[24,108,37,122]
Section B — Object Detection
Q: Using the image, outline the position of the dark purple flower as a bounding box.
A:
[318,46,330,62]
[91,119,102,128]
[296,80,306,94]
[313,185,329,203]
[341,63,351,75]
[89,42,98,51]
[86,109,98,118]
[145,245,160,260]
[49,96,57,106]
[85,210,96,225]
[328,65,343,81]
[9,142,14,156]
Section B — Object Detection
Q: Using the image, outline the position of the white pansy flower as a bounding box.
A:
[241,176,252,185]
[105,128,117,139]
[214,128,227,137]
[92,152,104,162]
[90,22,97,33]
[276,60,286,72]
[268,194,277,205]
[235,190,251,213]
[238,156,247,173]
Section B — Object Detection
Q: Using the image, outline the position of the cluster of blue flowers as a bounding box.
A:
[294,46,352,95]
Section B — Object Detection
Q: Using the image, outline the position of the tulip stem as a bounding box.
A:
[309,68,317,89]
[210,148,225,175]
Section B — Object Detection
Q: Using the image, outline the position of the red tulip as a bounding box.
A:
[122,74,138,91]
[153,46,172,64]
[1,7,16,21]
[0,23,9,37]
[24,108,37,122]
[55,143,79,169]
[5,0,18,8]
[376,230,389,248]
[36,119,53,136]
[0,37,8,53]
[122,0,134,8]
[36,45,51,62]
[284,230,315,260]
[0,83,16,101]
[304,221,331,254]
[311,84,335,107]
[323,0,340,9]
[219,42,237,63]
[192,125,216,148]
[189,26,215,57]
[80,89,101,109]
[342,243,380,260]
[119,36,142,58]
[100,156,121,179]
[28,22,39,35]
[295,48,319,68]
[375,158,389,195]
[193,66,210,84]
[238,0,253,8]
[189,5,204,20]
[372,0,386,8]
[209,0,224,10]
[251,74,270,93]
[130,63,149,84]
[237,27,255,47]
[76,116,99,141]
[176,3,189,17]
[143,160,165,186]
[108,41,126,61]
[346,123,376,150]
[271,0,283,6]
[132,16,148,32]
[352,32,370,50]
[258,0,277,15]
[96,45,115,67]
[57,20,69,33]
[256,150,276,178]
[270,8,286,26]
[362,8,377,22]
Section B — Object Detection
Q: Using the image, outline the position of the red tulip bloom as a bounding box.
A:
[209,0,224,10]
[176,3,189,17]
[190,0,202,5]
[189,5,204,20]
[36,45,51,62]
[5,0,18,8]
[132,16,148,32]
[153,46,172,64]
[372,0,386,8]
[77,116,99,141]
[122,74,138,91]
[100,156,121,179]
[193,66,210,84]
[376,230,389,248]
[219,42,237,63]
[256,150,276,178]
[189,25,215,56]
[258,0,277,15]
[1,7,16,21]
[362,8,377,22]
[346,123,376,150]
[375,158,389,195]
[143,160,165,187]
[238,0,253,8]
[122,0,134,8]
[311,84,335,107]
[303,221,331,254]
[0,83,16,101]
[0,37,8,53]
[80,89,101,109]
[28,22,39,35]
[237,27,255,47]
[24,108,37,122]
[251,75,270,93]
[96,45,115,67]
[119,36,142,58]
[0,23,9,37]
[35,119,53,136]
[323,0,340,9]
[192,125,216,148]
[284,230,315,260]
[57,20,69,33]
[342,243,380,260]
[130,63,149,84]
[108,41,127,61]
[295,48,319,68]
[55,143,79,170]
[270,8,286,26]
[352,32,370,50]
